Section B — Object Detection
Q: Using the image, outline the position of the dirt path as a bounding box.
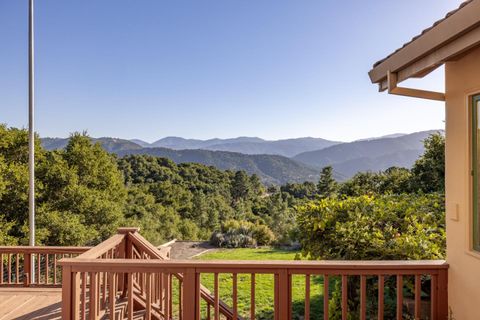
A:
[166,241,216,259]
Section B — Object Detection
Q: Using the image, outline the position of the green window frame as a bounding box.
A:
[472,94,480,252]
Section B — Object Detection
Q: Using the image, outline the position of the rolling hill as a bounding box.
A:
[116,148,320,185]
[42,137,143,154]
[134,136,340,157]
[293,130,443,179]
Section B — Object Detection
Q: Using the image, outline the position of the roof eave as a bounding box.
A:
[369,0,480,89]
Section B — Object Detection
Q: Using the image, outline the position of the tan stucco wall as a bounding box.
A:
[445,45,480,320]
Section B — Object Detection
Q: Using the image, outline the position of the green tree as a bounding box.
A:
[317,166,337,198]
[36,133,127,245]
[410,133,445,193]
[231,171,251,202]
[281,182,317,199]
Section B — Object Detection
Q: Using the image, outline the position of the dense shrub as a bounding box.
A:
[210,220,275,248]
[296,194,445,260]
[296,193,445,318]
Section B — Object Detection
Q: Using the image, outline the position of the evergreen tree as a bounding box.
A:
[231,171,251,201]
[410,133,445,193]
[317,166,337,198]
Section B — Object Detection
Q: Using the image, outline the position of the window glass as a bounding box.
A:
[473,95,480,251]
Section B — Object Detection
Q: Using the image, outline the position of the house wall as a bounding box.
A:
[445,45,480,320]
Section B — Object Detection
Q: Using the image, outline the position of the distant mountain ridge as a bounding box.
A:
[41,137,143,154]
[41,129,443,183]
[135,136,341,157]
[293,130,444,178]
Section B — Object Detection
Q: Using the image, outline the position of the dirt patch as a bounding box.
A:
[166,241,217,259]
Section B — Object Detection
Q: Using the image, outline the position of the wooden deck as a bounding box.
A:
[0,287,61,320]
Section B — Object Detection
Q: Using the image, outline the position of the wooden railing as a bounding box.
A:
[0,246,90,286]
[60,228,237,319]
[59,229,449,320]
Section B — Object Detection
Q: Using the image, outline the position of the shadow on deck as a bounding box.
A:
[0,287,61,320]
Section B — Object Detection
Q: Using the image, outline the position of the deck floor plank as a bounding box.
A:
[0,288,62,320]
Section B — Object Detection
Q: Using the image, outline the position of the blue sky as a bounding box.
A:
[0,0,460,142]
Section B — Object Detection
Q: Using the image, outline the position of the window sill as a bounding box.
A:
[464,249,480,260]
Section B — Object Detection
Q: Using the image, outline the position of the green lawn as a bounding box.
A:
[194,248,327,320]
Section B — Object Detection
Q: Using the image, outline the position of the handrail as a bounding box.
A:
[59,258,448,271]
[75,234,125,259]
[0,246,91,253]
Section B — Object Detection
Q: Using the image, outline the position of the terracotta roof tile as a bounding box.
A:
[373,0,474,68]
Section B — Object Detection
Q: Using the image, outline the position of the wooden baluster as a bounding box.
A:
[179,276,183,320]
[37,253,41,284]
[128,272,134,320]
[60,254,65,285]
[397,275,403,320]
[97,273,101,317]
[146,273,152,320]
[159,272,164,312]
[103,271,107,308]
[53,254,57,284]
[233,273,238,320]
[305,274,310,320]
[414,275,421,319]
[207,304,211,320]
[430,274,438,320]
[323,275,329,320]
[45,254,49,284]
[164,273,171,318]
[23,253,31,287]
[109,273,117,319]
[360,275,366,320]
[378,275,384,320]
[154,273,158,305]
[7,253,11,284]
[251,273,256,320]
[214,273,220,320]
[0,253,3,284]
[15,254,19,284]
[341,275,348,320]
[169,274,173,319]
[90,272,98,320]
[82,273,87,320]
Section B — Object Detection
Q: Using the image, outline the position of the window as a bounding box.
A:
[473,94,480,252]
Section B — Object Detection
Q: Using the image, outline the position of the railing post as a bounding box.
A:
[23,252,31,287]
[72,272,81,319]
[437,268,449,320]
[275,269,291,320]
[183,268,199,320]
[62,265,73,319]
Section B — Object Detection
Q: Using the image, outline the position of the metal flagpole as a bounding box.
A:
[28,0,35,282]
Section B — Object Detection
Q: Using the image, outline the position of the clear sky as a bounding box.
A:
[0,0,461,142]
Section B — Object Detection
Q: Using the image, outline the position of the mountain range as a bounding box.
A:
[293,130,442,178]
[130,136,340,157]
[41,130,443,184]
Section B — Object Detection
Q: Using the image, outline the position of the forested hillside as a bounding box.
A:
[1,125,445,257]
[42,130,441,181]
[117,147,320,185]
